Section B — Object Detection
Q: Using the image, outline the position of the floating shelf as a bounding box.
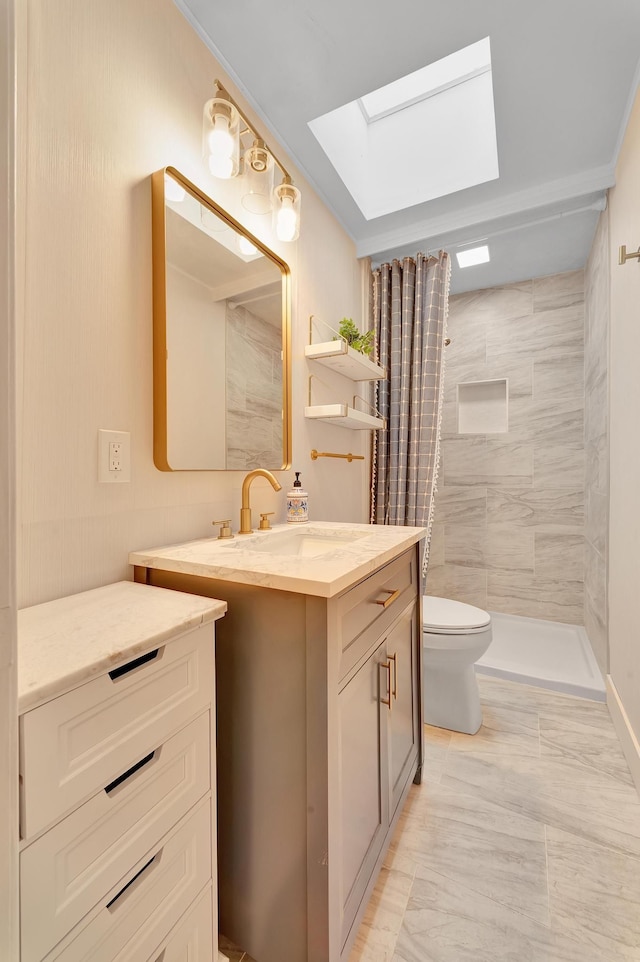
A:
[304,341,386,381]
[304,404,384,430]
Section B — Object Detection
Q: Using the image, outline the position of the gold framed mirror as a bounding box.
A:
[151,166,292,471]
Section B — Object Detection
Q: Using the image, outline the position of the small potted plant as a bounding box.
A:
[335,317,375,357]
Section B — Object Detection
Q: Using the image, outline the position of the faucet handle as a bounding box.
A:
[258,512,275,531]
[212,519,234,540]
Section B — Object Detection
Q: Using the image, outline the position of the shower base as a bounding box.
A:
[475,610,606,702]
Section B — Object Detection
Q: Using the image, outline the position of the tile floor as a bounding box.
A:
[349,674,640,962]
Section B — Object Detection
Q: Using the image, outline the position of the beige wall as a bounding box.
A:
[584,210,610,675]
[17,0,369,609]
[608,84,640,751]
[0,0,18,953]
[428,271,585,624]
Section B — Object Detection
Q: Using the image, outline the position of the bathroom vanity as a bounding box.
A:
[130,521,425,962]
[17,581,226,962]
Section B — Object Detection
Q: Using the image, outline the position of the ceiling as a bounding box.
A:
[175,0,640,293]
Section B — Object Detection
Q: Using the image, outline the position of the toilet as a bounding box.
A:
[422,595,493,735]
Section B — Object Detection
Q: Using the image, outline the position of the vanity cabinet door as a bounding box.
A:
[337,638,389,949]
[385,600,420,820]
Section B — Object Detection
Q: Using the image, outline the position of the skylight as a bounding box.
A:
[308,37,499,221]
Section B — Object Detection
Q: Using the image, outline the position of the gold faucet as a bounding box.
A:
[239,469,282,534]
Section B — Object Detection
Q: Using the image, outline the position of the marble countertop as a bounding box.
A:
[18,581,227,713]
[129,521,427,598]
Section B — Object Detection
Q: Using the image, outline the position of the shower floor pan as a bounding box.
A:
[475,610,606,702]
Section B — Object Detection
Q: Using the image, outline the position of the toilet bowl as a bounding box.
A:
[422,596,493,735]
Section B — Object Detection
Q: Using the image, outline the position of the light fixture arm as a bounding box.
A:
[214,80,294,185]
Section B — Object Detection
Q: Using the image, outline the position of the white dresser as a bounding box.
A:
[18,581,226,962]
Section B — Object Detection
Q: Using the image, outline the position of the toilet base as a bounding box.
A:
[423,663,482,734]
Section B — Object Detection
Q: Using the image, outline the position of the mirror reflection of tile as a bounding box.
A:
[226,303,283,470]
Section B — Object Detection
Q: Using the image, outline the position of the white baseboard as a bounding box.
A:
[606,674,640,798]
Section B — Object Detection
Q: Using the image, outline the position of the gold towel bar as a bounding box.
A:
[619,245,640,265]
[310,449,365,463]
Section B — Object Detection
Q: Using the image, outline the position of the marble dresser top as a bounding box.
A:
[129,521,427,598]
[18,580,226,713]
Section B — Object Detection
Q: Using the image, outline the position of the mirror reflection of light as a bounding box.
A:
[164,175,185,202]
[238,235,261,257]
[276,196,298,242]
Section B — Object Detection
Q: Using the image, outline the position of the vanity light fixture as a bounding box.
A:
[273,176,301,242]
[203,95,240,179]
[203,80,302,241]
[242,139,275,214]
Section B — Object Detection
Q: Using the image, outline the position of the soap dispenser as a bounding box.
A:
[286,472,309,524]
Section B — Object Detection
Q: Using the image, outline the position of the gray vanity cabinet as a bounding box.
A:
[337,597,419,949]
[135,542,423,962]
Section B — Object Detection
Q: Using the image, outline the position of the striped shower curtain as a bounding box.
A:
[370,251,450,579]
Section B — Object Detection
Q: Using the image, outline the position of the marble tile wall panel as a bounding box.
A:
[449,281,533,327]
[583,210,609,664]
[428,522,445,568]
[486,305,584,361]
[442,439,534,487]
[585,542,607,676]
[532,269,584,312]
[444,524,534,573]
[533,445,585,489]
[434,270,586,625]
[487,572,583,623]
[486,488,583,527]
[585,372,607,443]
[585,436,608,495]
[534,532,584,581]
[586,488,608,557]
[424,563,487,610]
[433,485,487,525]
[533,354,584,400]
[507,397,584,447]
[443,357,534,403]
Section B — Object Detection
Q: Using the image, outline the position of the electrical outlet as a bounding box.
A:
[99,430,131,483]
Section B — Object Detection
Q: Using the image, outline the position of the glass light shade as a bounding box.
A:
[203,97,239,179]
[241,140,275,214]
[273,180,301,242]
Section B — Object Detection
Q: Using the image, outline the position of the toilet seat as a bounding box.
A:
[423,596,491,635]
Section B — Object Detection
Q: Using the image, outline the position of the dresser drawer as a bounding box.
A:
[337,549,418,681]
[20,623,214,839]
[21,713,211,962]
[37,796,213,962]
[146,887,214,962]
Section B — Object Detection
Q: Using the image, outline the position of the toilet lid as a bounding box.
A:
[423,596,491,631]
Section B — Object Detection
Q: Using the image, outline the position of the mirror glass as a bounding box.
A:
[152,167,291,470]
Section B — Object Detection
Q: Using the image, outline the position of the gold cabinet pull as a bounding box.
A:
[389,651,398,701]
[380,661,393,711]
[375,588,401,609]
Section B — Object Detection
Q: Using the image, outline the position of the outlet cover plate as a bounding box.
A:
[98,429,131,482]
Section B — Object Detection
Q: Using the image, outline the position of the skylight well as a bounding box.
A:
[309,37,499,221]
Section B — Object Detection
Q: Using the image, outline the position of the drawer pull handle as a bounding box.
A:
[375,588,401,609]
[389,651,398,701]
[105,751,156,795]
[109,647,159,680]
[380,661,393,711]
[106,854,157,911]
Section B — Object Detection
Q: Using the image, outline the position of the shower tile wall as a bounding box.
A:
[584,212,610,674]
[226,305,283,470]
[428,270,585,624]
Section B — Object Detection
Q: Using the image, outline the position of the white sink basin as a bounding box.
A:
[237,527,368,558]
